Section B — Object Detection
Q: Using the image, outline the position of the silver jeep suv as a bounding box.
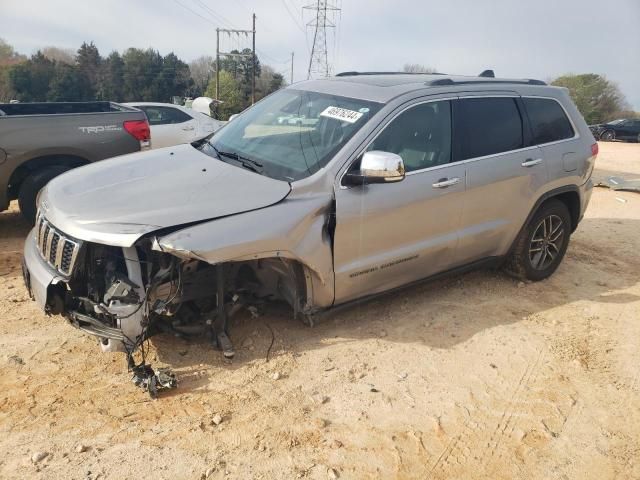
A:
[23,72,597,357]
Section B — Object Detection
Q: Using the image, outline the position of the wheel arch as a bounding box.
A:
[7,154,90,200]
[507,185,581,259]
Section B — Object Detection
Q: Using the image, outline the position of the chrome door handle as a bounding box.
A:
[522,158,542,167]
[432,177,460,188]
[182,125,195,131]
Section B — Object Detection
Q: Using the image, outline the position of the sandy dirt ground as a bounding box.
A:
[0,142,639,480]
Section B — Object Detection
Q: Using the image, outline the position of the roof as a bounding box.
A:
[294,72,550,104]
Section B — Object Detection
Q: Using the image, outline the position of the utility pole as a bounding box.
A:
[252,13,256,104]
[216,17,255,104]
[291,52,295,84]
[304,0,340,79]
[215,28,220,101]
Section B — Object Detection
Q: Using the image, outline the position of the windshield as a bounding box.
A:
[200,89,382,181]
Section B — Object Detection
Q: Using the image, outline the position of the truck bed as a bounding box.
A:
[0,102,136,116]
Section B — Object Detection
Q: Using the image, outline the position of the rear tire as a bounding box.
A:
[18,166,70,224]
[504,199,572,281]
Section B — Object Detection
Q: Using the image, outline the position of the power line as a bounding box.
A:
[282,0,306,34]
[171,0,218,27]
[191,0,236,29]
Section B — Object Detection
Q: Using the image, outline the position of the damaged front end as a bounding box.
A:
[24,189,335,396]
[31,218,317,354]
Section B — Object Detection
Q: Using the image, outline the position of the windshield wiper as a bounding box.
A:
[208,144,264,173]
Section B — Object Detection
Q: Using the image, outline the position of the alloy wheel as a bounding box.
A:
[529,214,564,270]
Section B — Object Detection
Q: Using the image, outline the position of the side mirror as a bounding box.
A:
[344,151,405,186]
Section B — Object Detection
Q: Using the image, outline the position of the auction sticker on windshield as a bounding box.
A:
[320,106,363,123]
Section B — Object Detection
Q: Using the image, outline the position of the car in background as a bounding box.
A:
[589,118,640,142]
[0,101,149,222]
[124,102,224,149]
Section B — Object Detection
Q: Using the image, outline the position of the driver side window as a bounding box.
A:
[367,100,452,172]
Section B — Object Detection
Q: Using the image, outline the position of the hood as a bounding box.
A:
[41,144,291,247]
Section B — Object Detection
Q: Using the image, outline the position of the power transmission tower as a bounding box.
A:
[304,0,340,79]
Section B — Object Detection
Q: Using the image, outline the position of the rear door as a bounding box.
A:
[453,95,547,264]
[140,106,198,148]
[616,119,640,141]
[333,98,466,304]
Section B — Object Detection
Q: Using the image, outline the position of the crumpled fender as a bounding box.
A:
[153,192,335,308]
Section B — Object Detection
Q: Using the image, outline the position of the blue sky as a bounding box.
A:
[1,0,639,108]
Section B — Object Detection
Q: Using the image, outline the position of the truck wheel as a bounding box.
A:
[504,199,572,282]
[18,166,70,224]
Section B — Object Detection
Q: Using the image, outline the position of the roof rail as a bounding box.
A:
[335,71,445,77]
[334,71,547,86]
[428,78,547,87]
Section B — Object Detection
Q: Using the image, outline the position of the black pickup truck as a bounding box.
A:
[0,101,150,222]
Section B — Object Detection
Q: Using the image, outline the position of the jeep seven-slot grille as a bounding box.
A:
[35,213,82,276]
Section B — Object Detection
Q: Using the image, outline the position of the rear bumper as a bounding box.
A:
[578,177,594,224]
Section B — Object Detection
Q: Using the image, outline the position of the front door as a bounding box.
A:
[333,99,465,304]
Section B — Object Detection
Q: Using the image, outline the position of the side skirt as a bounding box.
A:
[307,256,502,324]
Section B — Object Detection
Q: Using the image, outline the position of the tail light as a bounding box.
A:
[585,142,598,179]
[123,120,151,150]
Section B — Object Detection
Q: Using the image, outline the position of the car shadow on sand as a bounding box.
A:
[0,206,31,280]
[151,216,640,393]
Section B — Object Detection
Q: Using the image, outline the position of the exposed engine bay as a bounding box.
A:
[47,238,311,397]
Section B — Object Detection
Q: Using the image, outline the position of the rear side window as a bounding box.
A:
[456,98,523,160]
[523,98,574,144]
[142,106,192,125]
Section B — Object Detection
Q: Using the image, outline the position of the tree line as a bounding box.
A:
[1,41,635,124]
[403,64,638,125]
[0,38,285,118]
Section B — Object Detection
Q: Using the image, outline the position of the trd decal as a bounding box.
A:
[78,125,122,133]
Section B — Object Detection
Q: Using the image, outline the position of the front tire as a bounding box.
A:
[505,199,572,281]
[18,166,70,224]
[600,130,615,141]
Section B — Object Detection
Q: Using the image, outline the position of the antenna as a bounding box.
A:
[304,0,340,79]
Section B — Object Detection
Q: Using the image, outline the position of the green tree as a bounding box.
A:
[0,66,16,101]
[205,71,242,120]
[121,48,192,102]
[47,63,83,101]
[76,41,102,99]
[154,52,191,101]
[98,51,125,101]
[551,74,628,124]
[8,52,55,101]
[220,48,261,108]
